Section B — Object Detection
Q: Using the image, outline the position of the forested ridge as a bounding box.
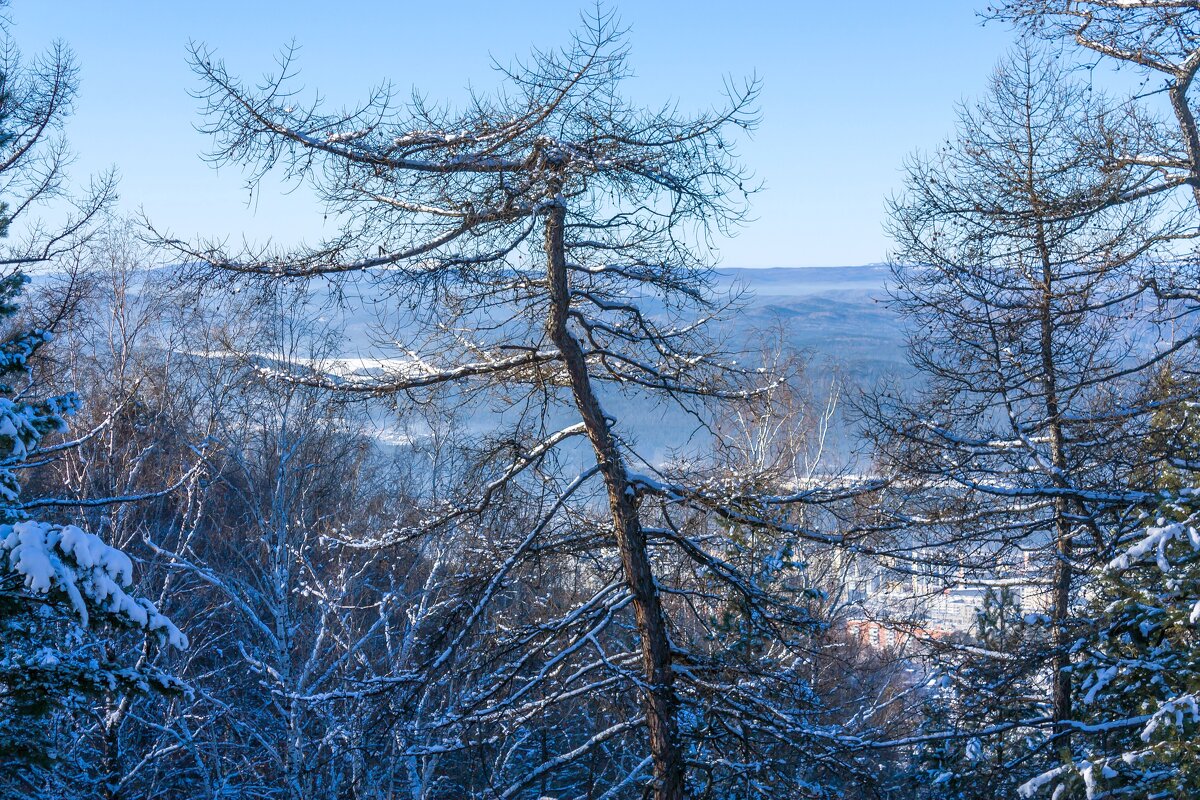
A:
[6,3,1200,798]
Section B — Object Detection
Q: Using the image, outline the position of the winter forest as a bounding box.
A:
[10,1,1200,798]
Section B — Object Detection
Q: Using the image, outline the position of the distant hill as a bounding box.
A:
[78,263,910,466]
[584,265,908,466]
[343,264,910,465]
[718,266,907,386]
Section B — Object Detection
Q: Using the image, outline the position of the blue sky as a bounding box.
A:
[13,2,1017,267]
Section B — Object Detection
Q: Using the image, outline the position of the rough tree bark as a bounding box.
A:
[542,187,685,799]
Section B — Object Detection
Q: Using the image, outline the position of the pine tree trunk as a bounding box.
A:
[542,198,686,800]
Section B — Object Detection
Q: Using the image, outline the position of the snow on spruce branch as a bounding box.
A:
[0,292,187,651]
[1020,499,1200,798]
[1,520,187,649]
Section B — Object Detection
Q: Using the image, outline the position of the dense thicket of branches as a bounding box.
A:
[0,229,910,800]
[157,11,910,799]
[15,3,1200,800]
[0,8,911,800]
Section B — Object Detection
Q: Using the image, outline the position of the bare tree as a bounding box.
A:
[0,1,115,268]
[160,10,877,798]
[989,1,1200,215]
[863,45,1191,791]
[0,2,173,791]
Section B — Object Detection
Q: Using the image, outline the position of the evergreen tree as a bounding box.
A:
[0,267,186,785]
[1020,468,1200,796]
[909,589,1052,800]
[0,6,183,781]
